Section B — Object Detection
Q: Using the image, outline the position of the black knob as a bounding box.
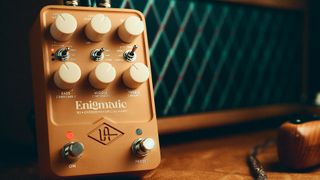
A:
[61,142,84,162]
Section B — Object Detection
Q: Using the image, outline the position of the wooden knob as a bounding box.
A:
[89,62,116,89]
[118,16,144,43]
[85,14,112,42]
[54,62,81,90]
[50,13,77,42]
[122,63,149,89]
[277,119,320,169]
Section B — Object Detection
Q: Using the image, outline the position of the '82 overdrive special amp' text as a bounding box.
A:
[29,5,160,178]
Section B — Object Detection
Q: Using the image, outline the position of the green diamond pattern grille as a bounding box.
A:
[112,0,304,117]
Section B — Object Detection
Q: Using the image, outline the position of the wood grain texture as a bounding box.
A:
[278,121,320,169]
[144,130,320,180]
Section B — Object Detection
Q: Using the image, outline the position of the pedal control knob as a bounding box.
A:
[118,16,144,43]
[61,142,84,162]
[89,62,116,89]
[50,13,77,41]
[122,63,149,89]
[132,138,155,157]
[85,14,112,42]
[54,62,81,90]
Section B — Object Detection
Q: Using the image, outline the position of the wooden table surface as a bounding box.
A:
[1,129,319,180]
[143,130,320,180]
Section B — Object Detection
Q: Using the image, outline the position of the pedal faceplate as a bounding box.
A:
[29,5,160,177]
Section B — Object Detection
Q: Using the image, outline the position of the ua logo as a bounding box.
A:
[99,126,119,142]
[88,123,124,145]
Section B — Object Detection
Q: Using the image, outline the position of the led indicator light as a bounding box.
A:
[66,131,74,139]
[136,128,143,135]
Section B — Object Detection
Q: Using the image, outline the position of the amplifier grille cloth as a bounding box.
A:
[112,0,304,117]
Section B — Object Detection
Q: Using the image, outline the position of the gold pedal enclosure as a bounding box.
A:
[29,5,160,178]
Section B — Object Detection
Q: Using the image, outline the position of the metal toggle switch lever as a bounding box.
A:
[54,47,70,61]
[123,45,138,62]
[91,48,105,61]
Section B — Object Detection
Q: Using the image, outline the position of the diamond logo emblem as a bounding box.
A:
[88,123,124,145]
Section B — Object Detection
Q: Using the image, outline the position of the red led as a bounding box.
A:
[66,131,74,140]
[51,48,55,52]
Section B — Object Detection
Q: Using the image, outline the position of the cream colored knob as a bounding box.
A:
[54,62,81,90]
[89,62,116,89]
[118,16,144,43]
[50,13,77,41]
[85,14,112,42]
[122,63,149,89]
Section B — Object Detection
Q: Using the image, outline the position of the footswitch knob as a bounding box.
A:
[61,142,84,162]
[118,16,144,43]
[122,63,149,89]
[85,14,112,42]
[50,13,77,41]
[132,138,155,157]
[54,62,81,90]
[89,62,116,89]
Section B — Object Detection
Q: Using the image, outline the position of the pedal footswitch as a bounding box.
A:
[132,138,155,157]
[62,142,84,162]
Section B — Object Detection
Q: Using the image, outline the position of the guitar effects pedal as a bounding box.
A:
[29,5,160,178]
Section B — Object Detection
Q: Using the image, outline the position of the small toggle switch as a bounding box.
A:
[91,48,105,61]
[54,47,70,61]
[132,138,155,157]
[61,142,84,162]
[123,45,138,62]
